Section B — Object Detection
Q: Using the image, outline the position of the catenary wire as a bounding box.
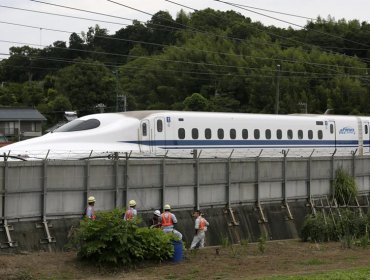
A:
[1,20,368,72]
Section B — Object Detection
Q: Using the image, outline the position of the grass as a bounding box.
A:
[260,266,370,280]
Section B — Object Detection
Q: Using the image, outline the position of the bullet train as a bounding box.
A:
[0,110,370,160]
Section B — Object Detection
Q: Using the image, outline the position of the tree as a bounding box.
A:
[55,59,116,114]
[183,93,210,111]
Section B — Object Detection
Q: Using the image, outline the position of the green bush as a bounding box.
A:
[301,213,335,242]
[301,210,370,243]
[334,168,358,205]
[72,208,174,265]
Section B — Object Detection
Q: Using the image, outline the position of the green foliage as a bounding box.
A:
[301,210,370,243]
[334,168,358,205]
[183,93,210,111]
[220,235,230,248]
[257,233,267,254]
[72,208,174,266]
[2,8,370,126]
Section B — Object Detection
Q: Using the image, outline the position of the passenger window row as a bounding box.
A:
[178,128,324,140]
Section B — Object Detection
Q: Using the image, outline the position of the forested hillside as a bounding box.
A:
[1,9,370,127]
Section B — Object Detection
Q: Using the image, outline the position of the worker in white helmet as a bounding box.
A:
[149,210,161,229]
[124,199,137,221]
[85,196,96,220]
[160,204,182,239]
[190,210,209,249]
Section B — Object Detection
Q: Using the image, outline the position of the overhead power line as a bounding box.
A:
[165,0,370,65]
[0,4,130,26]
[1,20,368,72]
[214,0,370,49]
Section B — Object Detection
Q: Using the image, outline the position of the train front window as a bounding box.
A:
[54,119,100,132]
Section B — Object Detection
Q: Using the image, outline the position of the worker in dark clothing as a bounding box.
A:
[149,210,162,228]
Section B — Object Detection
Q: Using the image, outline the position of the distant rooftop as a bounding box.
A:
[0,108,46,121]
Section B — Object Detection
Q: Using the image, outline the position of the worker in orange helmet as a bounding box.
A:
[86,196,96,220]
[160,204,182,239]
[190,210,209,249]
[124,199,137,221]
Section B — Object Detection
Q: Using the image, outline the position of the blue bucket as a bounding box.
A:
[172,240,183,262]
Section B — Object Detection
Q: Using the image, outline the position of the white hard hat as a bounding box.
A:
[164,204,171,210]
[88,196,96,203]
[154,210,161,217]
[129,200,136,207]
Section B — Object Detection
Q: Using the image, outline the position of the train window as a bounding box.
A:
[192,128,199,139]
[157,119,163,132]
[242,129,248,139]
[178,128,185,139]
[55,118,100,132]
[230,129,236,139]
[276,129,282,139]
[316,121,323,125]
[142,123,147,136]
[298,130,303,139]
[287,130,293,139]
[330,124,334,134]
[365,125,368,134]
[218,129,224,139]
[318,130,323,139]
[254,129,260,139]
[205,128,212,139]
[265,129,271,139]
[308,130,313,139]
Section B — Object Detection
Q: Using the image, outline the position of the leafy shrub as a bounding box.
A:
[72,208,174,265]
[334,168,358,205]
[301,213,335,242]
[301,210,370,243]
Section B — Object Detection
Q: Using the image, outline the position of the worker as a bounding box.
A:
[190,210,209,249]
[124,199,137,221]
[160,204,182,239]
[149,210,161,228]
[85,196,96,220]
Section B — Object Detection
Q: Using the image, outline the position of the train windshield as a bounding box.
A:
[54,119,101,132]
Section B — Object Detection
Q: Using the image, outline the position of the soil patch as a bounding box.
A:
[1,240,370,279]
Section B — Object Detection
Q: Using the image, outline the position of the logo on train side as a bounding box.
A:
[339,127,355,135]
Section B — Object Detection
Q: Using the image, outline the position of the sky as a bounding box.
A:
[0,0,369,59]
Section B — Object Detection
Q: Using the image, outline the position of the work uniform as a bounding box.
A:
[160,212,182,239]
[86,205,96,220]
[149,215,161,228]
[124,207,137,220]
[190,215,209,249]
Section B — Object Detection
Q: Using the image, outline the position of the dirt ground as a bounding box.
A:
[1,240,370,280]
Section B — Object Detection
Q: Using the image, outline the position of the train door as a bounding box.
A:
[364,121,370,153]
[327,121,336,149]
[154,117,166,151]
[139,119,152,152]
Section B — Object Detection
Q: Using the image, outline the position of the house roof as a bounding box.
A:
[0,108,47,121]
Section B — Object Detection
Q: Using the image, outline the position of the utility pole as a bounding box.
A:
[275,64,281,114]
[113,69,119,112]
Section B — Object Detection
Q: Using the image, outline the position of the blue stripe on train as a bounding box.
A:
[122,139,361,149]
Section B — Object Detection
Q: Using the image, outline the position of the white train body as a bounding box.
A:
[1,111,370,160]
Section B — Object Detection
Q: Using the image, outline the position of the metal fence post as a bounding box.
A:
[226,150,234,207]
[124,152,129,208]
[114,157,119,208]
[161,155,166,209]
[330,149,337,199]
[282,150,288,202]
[85,160,90,205]
[194,150,201,210]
